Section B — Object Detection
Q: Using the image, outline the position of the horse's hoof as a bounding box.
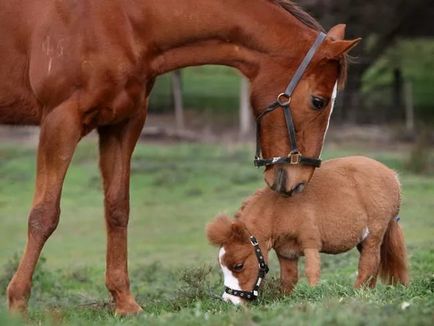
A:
[8,300,29,317]
[114,302,143,316]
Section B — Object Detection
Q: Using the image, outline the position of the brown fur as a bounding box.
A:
[1,0,360,314]
[207,156,409,301]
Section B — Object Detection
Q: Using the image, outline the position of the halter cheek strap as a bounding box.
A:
[254,32,326,168]
[224,236,269,301]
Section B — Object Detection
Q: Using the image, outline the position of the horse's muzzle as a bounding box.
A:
[265,166,311,196]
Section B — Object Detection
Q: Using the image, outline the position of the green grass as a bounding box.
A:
[0,139,433,325]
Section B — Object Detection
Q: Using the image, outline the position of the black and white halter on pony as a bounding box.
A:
[254,32,326,168]
[224,236,269,301]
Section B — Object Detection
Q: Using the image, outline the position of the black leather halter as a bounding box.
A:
[254,32,327,168]
[224,236,269,301]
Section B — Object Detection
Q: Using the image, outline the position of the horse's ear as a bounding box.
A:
[326,24,361,59]
[206,214,233,246]
[231,220,249,243]
[326,38,362,59]
[327,24,347,41]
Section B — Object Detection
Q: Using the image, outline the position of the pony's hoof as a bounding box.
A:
[114,302,143,316]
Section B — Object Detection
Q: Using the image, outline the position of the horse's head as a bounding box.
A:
[248,25,360,195]
[206,214,269,305]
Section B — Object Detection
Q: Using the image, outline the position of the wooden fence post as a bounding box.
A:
[239,77,252,138]
[171,70,184,130]
[404,81,415,133]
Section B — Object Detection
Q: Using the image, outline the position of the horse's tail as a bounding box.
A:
[379,218,409,285]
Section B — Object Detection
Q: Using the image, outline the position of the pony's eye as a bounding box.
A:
[311,96,327,110]
[233,263,244,272]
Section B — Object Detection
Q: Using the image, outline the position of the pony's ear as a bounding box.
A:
[231,220,250,243]
[206,214,233,246]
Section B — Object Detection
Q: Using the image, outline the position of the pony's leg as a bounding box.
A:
[277,255,299,294]
[98,112,146,315]
[304,248,320,286]
[7,102,82,313]
[354,237,381,288]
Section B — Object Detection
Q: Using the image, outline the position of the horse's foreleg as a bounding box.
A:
[277,255,298,294]
[7,102,82,314]
[304,248,320,286]
[354,237,381,288]
[98,112,146,316]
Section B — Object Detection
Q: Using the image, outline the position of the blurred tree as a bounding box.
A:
[299,0,434,123]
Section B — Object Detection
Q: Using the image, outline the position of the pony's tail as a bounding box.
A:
[379,218,409,285]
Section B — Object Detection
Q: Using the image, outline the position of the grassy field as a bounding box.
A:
[0,138,433,325]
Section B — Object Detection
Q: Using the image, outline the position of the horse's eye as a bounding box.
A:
[311,96,327,110]
[233,263,244,272]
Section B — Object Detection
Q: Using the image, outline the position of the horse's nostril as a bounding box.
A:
[292,182,305,194]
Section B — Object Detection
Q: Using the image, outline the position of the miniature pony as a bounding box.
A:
[206,156,409,304]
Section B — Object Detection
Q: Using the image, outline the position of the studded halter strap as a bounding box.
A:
[224,236,269,301]
[254,32,327,168]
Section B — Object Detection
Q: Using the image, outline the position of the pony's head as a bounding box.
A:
[248,24,360,195]
[206,214,269,305]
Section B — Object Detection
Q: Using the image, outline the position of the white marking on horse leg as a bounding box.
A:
[319,81,338,157]
[219,247,242,305]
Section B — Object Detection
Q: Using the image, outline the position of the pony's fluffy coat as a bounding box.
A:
[208,156,408,299]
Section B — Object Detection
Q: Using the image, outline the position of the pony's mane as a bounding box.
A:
[272,0,348,88]
[234,188,268,219]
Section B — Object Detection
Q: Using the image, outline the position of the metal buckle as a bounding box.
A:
[289,152,301,165]
[250,236,258,246]
[277,93,291,106]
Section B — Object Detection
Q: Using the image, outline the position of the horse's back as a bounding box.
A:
[0,0,143,126]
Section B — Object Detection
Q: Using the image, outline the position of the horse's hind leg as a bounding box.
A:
[98,111,146,315]
[354,236,381,288]
[7,101,82,313]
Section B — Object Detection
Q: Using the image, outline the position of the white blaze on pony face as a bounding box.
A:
[320,81,338,156]
[219,247,242,305]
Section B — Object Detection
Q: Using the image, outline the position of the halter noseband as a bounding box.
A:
[224,236,269,301]
[254,32,327,168]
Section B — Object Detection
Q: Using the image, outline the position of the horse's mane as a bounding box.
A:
[272,0,348,88]
[272,0,325,33]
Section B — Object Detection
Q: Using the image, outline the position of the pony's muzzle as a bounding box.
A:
[222,292,243,305]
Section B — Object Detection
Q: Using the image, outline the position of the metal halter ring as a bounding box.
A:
[289,152,302,165]
[277,93,291,106]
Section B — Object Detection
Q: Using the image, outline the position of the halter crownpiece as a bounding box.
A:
[254,32,327,168]
[224,235,269,301]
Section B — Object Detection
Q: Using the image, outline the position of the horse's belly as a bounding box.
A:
[0,94,41,126]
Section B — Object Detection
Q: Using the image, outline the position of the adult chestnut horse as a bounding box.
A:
[0,0,360,315]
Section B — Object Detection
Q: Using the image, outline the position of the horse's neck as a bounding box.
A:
[138,0,316,77]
